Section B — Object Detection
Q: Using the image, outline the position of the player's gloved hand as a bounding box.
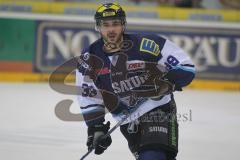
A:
[87,121,112,155]
[131,75,175,99]
[150,78,175,100]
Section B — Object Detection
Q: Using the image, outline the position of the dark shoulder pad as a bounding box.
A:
[77,39,103,73]
[77,50,90,74]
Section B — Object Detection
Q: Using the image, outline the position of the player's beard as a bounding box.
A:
[102,30,123,51]
[107,32,121,44]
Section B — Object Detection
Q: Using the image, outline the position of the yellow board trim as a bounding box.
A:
[189,79,240,91]
[0,72,239,91]
[0,1,239,22]
[0,72,75,83]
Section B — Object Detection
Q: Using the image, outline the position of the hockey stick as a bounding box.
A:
[80,108,138,160]
[80,76,172,160]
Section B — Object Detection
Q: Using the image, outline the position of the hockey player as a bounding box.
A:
[76,2,195,160]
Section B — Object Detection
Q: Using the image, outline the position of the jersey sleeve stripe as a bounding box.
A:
[80,104,105,109]
[81,106,105,114]
[172,65,195,74]
[181,64,195,68]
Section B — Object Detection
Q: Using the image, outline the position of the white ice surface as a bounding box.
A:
[0,83,239,160]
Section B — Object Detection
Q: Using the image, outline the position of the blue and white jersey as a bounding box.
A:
[76,33,195,126]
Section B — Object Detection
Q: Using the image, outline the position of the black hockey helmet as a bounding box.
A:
[94,2,126,26]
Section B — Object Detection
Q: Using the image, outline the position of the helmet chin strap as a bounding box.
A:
[95,25,99,32]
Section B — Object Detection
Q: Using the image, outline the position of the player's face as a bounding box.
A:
[98,19,124,45]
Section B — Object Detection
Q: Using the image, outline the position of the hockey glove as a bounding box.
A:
[132,76,175,99]
[87,121,112,155]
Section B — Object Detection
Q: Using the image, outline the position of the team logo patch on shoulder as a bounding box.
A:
[140,38,160,56]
